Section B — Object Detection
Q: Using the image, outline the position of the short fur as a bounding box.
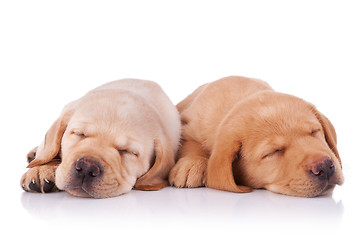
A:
[169,76,344,197]
[21,79,181,198]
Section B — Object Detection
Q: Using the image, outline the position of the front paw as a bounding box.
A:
[27,147,38,163]
[21,163,59,193]
[169,157,207,188]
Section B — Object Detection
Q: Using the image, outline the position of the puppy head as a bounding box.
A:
[28,99,173,198]
[207,92,344,197]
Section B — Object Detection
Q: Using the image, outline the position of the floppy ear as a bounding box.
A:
[312,107,342,168]
[27,105,74,168]
[206,112,252,193]
[135,138,175,191]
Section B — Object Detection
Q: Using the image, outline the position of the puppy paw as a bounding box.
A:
[21,163,59,193]
[27,147,38,163]
[169,157,207,188]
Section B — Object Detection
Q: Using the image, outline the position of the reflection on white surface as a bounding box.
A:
[21,187,343,227]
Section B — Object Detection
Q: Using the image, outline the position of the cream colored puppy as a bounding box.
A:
[21,79,181,198]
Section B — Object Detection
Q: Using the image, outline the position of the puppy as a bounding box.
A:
[21,79,181,198]
[169,76,344,197]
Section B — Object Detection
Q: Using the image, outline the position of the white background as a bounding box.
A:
[1,0,359,239]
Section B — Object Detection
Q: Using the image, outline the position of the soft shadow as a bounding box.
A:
[21,187,343,226]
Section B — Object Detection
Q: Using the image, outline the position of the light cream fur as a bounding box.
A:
[21,79,181,198]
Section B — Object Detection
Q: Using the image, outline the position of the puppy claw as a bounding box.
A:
[21,164,59,194]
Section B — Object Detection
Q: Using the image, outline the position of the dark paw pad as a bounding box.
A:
[29,180,41,193]
[27,152,37,163]
[43,180,56,193]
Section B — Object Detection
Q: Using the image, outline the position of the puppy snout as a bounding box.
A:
[75,157,102,180]
[310,157,335,180]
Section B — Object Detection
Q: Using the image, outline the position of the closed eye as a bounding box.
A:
[262,148,285,159]
[118,149,138,157]
[311,129,321,137]
[71,130,86,138]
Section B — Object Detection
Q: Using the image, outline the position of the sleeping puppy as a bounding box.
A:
[21,79,181,198]
[169,76,344,197]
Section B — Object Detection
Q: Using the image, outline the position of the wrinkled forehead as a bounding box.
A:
[249,97,321,136]
[66,119,144,153]
[68,108,138,140]
[242,104,322,158]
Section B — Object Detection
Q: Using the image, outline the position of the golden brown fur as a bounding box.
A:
[169,76,344,197]
[21,79,181,198]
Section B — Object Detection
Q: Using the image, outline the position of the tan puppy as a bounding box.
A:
[21,79,181,198]
[169,76,344,197]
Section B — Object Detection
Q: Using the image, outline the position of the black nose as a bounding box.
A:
[75,157,102,181]
[310,158,335,180]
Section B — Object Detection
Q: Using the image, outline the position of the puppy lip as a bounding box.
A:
[270,178,339,198]
[317,184,336,197]
[311,179,341,197]
[66,186,95,198]
[58,179,94,197]
[328,171,344,186]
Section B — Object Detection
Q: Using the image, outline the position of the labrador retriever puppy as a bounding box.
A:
[169,76,344,197]
[21,79,181,198]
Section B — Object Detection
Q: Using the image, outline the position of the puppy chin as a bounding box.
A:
[66,188,92,198]
[66,187,131,199]
[266,183,338,198]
